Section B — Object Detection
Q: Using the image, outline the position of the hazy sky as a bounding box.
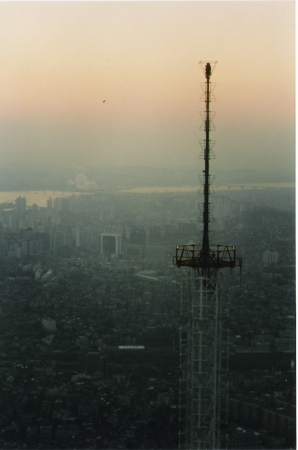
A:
[0,1,295,182]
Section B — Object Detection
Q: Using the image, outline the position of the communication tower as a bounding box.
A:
[174,62,241,449]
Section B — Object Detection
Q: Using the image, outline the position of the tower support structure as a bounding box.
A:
[188,268,220,448]
[174,62,241,450]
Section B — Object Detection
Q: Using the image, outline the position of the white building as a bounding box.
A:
[101,233,121,256]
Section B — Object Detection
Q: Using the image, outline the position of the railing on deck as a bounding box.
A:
[174,244,241,269]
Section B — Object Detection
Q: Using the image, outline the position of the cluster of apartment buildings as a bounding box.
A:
[0,191,242,261]
[0,187,295,449]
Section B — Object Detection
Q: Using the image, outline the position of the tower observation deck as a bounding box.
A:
[174,62,241,449]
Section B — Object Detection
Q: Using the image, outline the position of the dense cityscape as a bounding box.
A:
[0,186,295,449]
[0,0,294,448]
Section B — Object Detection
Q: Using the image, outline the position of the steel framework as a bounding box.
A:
[175,62,241,450]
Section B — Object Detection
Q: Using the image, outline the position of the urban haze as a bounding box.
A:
[0,2,295,450]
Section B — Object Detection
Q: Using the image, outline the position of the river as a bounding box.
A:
[0,182,294,207]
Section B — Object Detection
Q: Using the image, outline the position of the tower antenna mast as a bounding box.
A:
[202,62,212,261]
[174,61,241,449]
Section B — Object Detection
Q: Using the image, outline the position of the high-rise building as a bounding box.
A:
[101,233,121,256]
[262,250,279,264]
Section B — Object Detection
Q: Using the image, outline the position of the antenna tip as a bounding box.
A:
[206,63,211,77]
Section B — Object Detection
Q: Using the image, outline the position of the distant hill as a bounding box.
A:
[0,163,294,192]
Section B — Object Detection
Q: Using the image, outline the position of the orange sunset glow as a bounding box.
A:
[0,1,294,178]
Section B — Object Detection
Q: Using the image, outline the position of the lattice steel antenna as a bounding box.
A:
[174,62,242,450]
